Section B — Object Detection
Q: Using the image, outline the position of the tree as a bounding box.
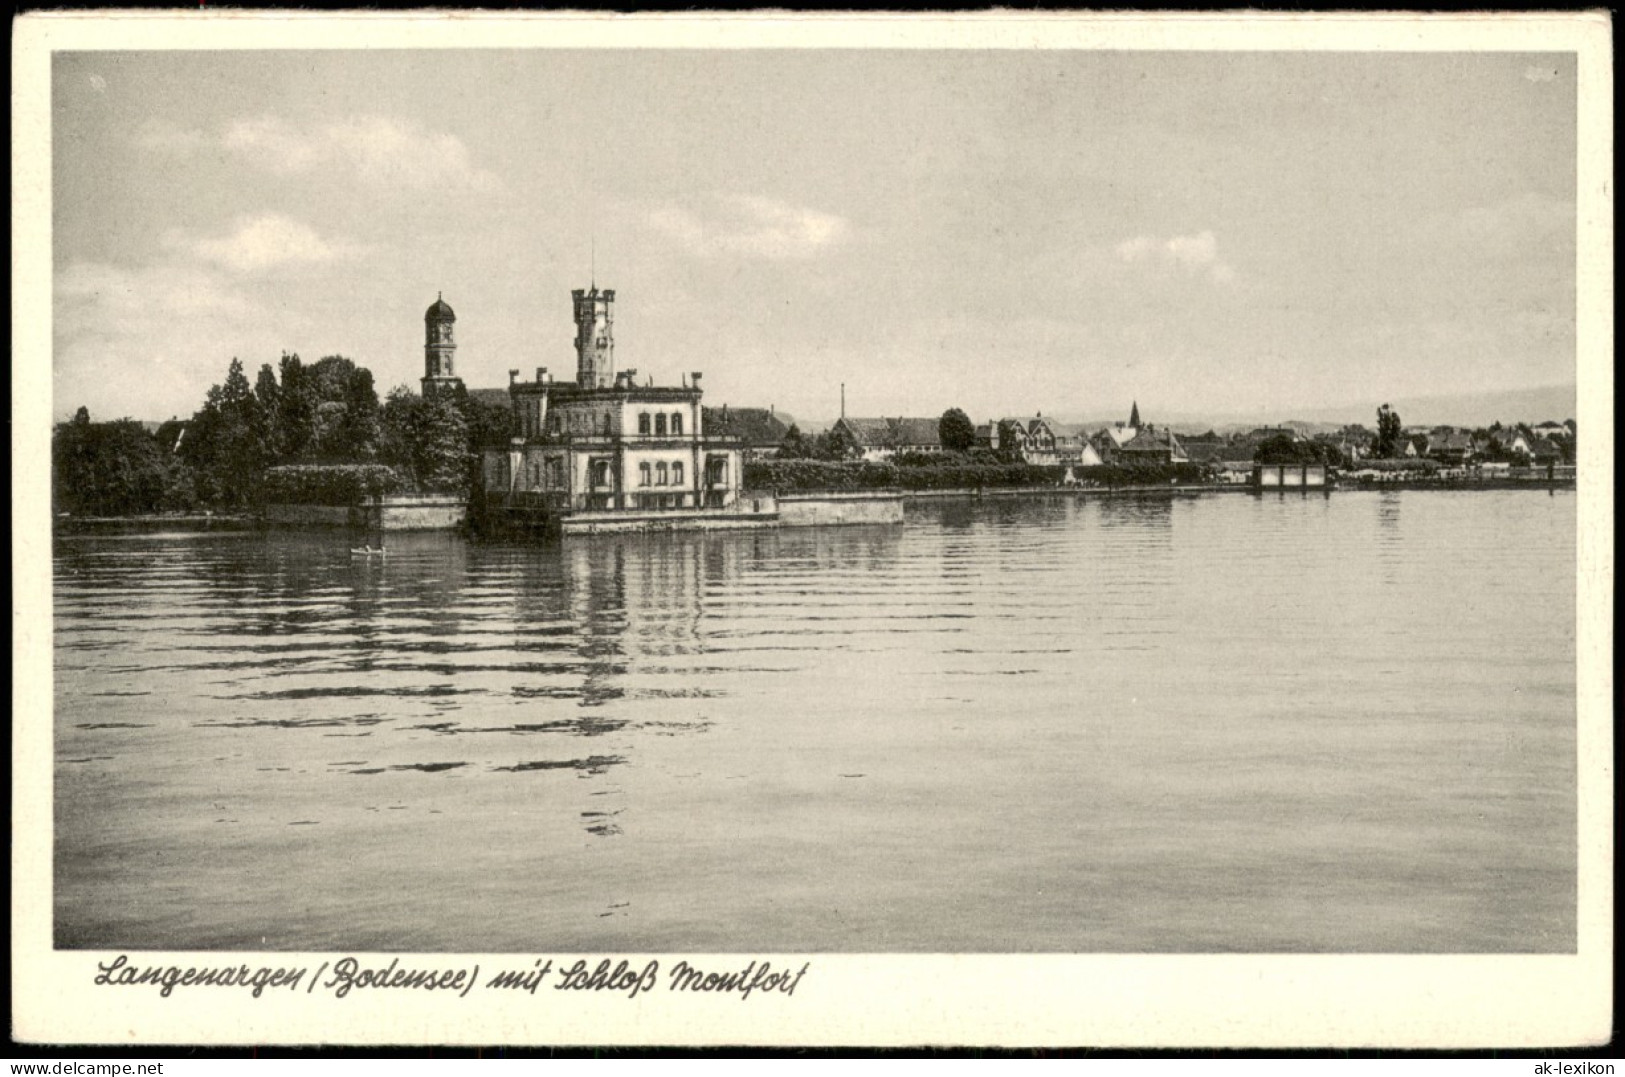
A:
[1254,434,1342,467]
[817,423,861,462]
[411,392,471,492]
[178,358,270,507]
[939,408,977,453]
[378,385,423,479]
[56,415,195,516]
[777,424,809,459]
[274,353,318,461]
[459,392,514,452]
[1373,404,1403,458]
[995,419,1027,464]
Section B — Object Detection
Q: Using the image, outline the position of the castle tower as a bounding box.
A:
[572,286,615,390]
[421,293,463,398]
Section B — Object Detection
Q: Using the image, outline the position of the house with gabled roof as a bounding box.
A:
[831,416,944,462]
[703,405,795,462]
[1115,423,1189,465]
[1426,430,1475,464]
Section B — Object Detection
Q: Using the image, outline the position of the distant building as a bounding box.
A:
[1114,422,1188,465]
[704,406,794,462]
[998,416,1058,464]
[1426,430,1475,464]
[832,416,944,461]
[997,415,1098,466]
[480,285,745,516]
[1102,401,1144,449]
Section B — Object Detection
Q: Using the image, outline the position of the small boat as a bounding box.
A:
[350,545,387,557]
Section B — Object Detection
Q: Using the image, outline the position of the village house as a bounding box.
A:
[831,416,944,461]
[1426,430,1476,465]
[703,405,794,463]
[1087,401,1190,466]
[1115,425,1188,465]
[997,416,1057,464]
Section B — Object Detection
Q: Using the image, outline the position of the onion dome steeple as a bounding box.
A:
[421,291,463,398]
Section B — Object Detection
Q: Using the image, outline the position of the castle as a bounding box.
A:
[428,286,749,527]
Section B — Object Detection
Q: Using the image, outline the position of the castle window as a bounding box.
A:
[655,414,668,437]
[638,462,651,487]
[672,462,684,486]
[671,413,684,436]
[601,413,611,435]
[655,462,669,486]
[638,412,650,436]
[596,336,607,348]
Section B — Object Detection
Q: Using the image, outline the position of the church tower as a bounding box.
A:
[572,286,615,390]
[421,293,463,398]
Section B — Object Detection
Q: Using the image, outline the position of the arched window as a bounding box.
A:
[638,412,650,436]
[671,413,684,436]
[638,462,651,487]
[601,412,612,435]
[592,460,612,488]
[672,461,684,486]
[655,413,668,437]
[655,462,668,486]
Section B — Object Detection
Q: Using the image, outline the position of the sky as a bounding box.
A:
[51,47,1578,426]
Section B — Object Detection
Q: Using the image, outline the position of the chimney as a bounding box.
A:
[509,369,519,385]
[691,371,703,387]
[536,366,546,383]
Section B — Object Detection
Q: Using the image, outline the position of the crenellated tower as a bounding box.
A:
[572,286,615,390]
[422,293,463,398]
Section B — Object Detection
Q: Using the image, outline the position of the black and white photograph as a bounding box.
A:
[12,11,1612,1048]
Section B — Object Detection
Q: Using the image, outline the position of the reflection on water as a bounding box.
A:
[53,491,1576,952]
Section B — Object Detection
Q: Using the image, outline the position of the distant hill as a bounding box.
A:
[1055,384,1577,435]
[1253,384,1577,429]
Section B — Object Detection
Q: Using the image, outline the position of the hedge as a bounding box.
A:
[744,460,900,491]
[744,460,1213,493]
[1347,458,1441,473]
[1074,463,1213,486]
[261,464,404,505]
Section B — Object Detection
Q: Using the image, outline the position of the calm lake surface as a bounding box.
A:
[53,490,1576,952]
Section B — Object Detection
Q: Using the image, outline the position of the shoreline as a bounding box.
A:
[51,478,1578,535]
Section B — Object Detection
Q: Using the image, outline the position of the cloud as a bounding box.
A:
[1114,229,1235,284]
[649,195,851,260]
[164,214,364,274]
[55,257,287,421]
[1524,65,1558,83]
[143,114,500,192]
[133,118,207,154]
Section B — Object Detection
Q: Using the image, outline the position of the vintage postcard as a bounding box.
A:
[11,11,1613,1048]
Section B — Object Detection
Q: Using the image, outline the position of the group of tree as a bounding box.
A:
[1253,433,1345,467]
[52,409,195,516]
[1372,404,1405,458]
[776,422,861,461]
[777,408,991,464]
[176,353,384,507]
[55,353,514,517]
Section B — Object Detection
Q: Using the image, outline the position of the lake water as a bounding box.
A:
[52,489,1576,953]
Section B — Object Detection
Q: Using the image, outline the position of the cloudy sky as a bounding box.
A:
[51,47,1577,425]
